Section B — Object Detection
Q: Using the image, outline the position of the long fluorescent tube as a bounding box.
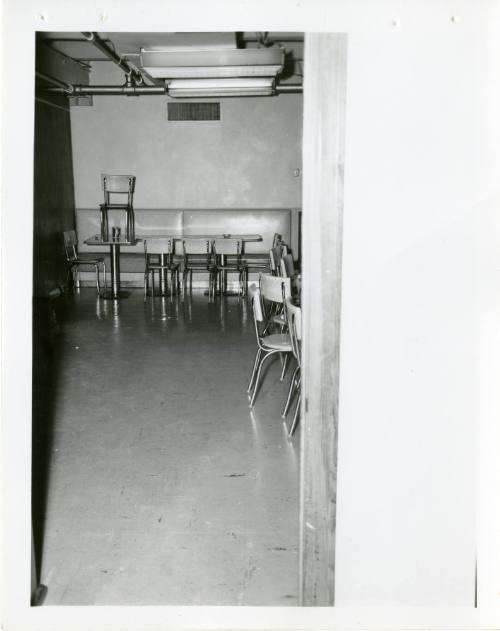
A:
[166,77,275,98]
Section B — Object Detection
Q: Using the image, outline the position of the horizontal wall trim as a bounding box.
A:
[76,272,260,288]
[76,207,302,212]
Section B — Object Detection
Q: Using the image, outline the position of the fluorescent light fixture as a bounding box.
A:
[166,77,275,98]
[141,47,284,79]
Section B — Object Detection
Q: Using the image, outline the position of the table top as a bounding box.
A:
[84,237,140,246]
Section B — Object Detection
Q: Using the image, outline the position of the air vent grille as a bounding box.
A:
[69,95,94,107]
[167,102,220,121]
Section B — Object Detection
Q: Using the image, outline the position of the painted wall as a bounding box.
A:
[33,95,75,296]
[70,63,303,209]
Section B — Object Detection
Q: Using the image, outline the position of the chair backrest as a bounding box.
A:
[269,249,277,274]
[249,284,267,344]
[212,238,241,256]
[260,273,291,304]
[272,233,283,248]
[249,284,265,323]
[63,230,78,261]
[285,297,302,360]
[285,296,302,341]
[101,174,136,207]
[144,238,173,256]
[270,244,288,275]
[183,238,213,255]
[280,254,295,278]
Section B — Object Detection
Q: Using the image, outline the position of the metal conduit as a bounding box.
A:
[45,84,301,96]
[81,32,144,85]
[36,71,74,94]
[45,85,166,95]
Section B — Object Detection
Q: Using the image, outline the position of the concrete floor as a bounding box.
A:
[34,289,299,605]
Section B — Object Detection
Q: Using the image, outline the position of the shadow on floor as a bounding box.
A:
[32,293,66,581]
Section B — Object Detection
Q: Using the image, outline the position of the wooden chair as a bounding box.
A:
[247,284,293,408]
[143,238,180,301]
[63,230,106,295]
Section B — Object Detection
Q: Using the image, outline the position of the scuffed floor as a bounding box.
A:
[35,289,299,605]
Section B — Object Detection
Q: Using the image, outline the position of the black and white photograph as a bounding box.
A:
[2,1,500,630]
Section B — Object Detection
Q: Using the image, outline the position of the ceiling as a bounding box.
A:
[37,32,304,85]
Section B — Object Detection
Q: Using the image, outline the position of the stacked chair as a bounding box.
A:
[246,252,302,435]
[100,174,136,242]
[282,295,302,437]
[247,281,293,408]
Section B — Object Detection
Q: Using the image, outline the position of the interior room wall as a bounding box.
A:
[70,63,303,210]
[33,95,76,297]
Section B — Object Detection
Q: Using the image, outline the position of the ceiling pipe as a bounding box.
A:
[44,83,301,96]
[81,32,144,85]
[36,71,74,94]
[45,85,166,95]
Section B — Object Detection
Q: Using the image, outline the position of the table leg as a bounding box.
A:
[102,243,130,299]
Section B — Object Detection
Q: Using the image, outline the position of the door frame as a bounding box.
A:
[299,32,348,606]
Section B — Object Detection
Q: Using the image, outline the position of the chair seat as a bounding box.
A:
[72,257,104,265]
[186,264,216,270]
[262,333,292,351]
[147,262,180,270]
[215,264,246,271]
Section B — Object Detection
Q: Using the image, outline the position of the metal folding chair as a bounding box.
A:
[63,229,106,295]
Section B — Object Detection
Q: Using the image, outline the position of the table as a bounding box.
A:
[85,234,263,299]
[84,236,139,299]
[139,234,263,296]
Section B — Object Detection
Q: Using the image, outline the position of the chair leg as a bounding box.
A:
[249,349,279,408]
[282,365,300,418]
[151,270,155,298]
[66,266,72,293]
[208,271,213,301]
[95,264,100,295]
[102,261,107,290]
[289,393,301,437]
[144,271,148,302]
[247,347,262,393]
[280,353,289,381]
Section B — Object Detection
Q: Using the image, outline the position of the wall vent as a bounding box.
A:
[167,102,220,121]
[69,95,94,107]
